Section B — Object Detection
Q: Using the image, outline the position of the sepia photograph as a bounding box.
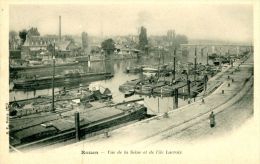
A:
[0,0,259,163]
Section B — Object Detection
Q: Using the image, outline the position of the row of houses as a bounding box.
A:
[9,28,142,63]
[21,34,81,60]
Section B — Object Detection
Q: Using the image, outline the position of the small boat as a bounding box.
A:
[142,67,158,77]
[153,85,174,97]
[135,84,153,95]
[124,89,135,98]
[152,80,186,97]
[125,66,143,73]
[134,80,167,95]
[119,79,141,92]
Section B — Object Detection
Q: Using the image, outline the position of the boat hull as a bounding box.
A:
[13,72,113,90]
[10,104,147,149]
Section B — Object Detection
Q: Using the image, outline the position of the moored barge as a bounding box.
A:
[13,72,113,90]
[9,99,147,149]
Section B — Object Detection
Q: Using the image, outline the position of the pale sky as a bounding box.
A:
[9,3,253,42]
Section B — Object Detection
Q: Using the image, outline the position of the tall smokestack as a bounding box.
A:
[59,16,61,41]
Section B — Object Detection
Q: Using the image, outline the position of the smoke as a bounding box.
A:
[136,10,152,27]
[135,11,152,35]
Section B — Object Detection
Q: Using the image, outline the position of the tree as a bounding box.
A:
[19,29,28,45]
[138,26,148,52]
[82,32,88,49]
[101,38,115,55]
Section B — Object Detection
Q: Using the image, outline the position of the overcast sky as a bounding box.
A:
[9,3,253,42]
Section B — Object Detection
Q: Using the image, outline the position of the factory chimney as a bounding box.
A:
[59,16,61,41]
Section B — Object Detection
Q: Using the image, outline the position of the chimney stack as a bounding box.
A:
[59,16,61,41]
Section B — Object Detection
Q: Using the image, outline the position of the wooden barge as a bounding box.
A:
[13,72,113,90]
[9,100,147,149]
[118,63,221,98]
[10,61,80,71]
[9,86,113,116]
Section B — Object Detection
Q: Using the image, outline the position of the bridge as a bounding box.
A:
[180,43,253,56]
[180,43,253,47]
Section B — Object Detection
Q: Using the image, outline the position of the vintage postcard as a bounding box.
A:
[0,0,259,163]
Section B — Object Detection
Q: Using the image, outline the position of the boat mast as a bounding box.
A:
[52,43,56,112]
[157,47,161,114]
[158,46,161,80]
[194,47,197,83]
[186,63,191,102]
[162,48,165,82]
[173,48,176,81]
[207,52,209,65]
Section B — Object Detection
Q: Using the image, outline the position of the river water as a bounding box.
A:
[10,51,212,115]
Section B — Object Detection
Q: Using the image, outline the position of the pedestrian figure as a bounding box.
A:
[209,111,215,128]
